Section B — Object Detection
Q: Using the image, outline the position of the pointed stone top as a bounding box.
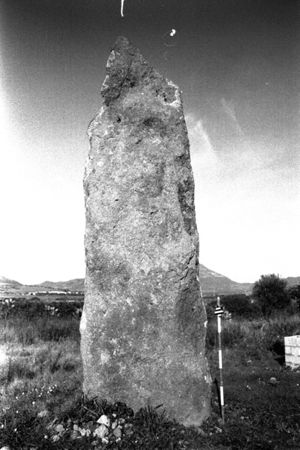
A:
[100,37,180,109]
[113,36,132,53]
[100,36,151,106]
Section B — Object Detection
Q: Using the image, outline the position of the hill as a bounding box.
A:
[1,267,299,298]
[0,277,84,298]
[199,265,252,295]
[39,279,84,292]
[285,276,300,287]
[0,276,22,288]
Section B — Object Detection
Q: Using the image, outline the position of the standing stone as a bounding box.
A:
[81,36,210,426]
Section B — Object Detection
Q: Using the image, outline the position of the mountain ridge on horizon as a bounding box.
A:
[1,265,299,298]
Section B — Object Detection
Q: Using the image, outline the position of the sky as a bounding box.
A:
[0,0,299,284]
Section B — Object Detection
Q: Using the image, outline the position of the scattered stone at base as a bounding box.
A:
[113,426,122,439]
[97,414,110,427]
[37,409,49,418]
[93,424,109,439]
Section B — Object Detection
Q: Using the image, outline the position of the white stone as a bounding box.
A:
[97,414,110,427]
[37,409,49,418]
[113,426,122,439]
[93,424,109,438]
[55,424,65,434]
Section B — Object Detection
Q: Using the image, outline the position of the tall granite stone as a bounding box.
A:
[81,36,211,426]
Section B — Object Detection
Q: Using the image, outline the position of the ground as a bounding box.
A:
[0,300,299,449]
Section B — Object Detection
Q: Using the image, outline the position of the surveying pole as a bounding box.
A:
[214,296,225,423]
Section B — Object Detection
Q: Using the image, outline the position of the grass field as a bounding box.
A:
[0,304,300,449]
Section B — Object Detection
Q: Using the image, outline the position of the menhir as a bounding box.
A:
[81,36,211,426]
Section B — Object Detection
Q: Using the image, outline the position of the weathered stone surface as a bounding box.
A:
[81,36,210,426]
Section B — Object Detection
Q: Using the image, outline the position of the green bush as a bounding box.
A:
[221,294,261,319]
[206,314,300,356]
[252,274,290,317]
[0,298,83,320]
[47,301,83,318]
[261,315,300,352]
[288,284,300,311]
[0,298,46,320]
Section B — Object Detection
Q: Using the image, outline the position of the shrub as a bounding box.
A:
[288,284,300,311]
[252,274,290,318]
[221,294,261,319]
[206,314,300,359]
[262,314,300,350]
[0,298,83,321]
[0,298,46,320]
[47,301,83,318]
